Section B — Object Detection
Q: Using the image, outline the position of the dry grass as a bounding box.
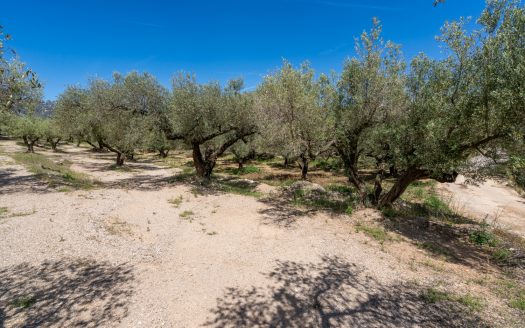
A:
[104,217,134,236]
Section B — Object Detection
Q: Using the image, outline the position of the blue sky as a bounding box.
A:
[3,0,486,100]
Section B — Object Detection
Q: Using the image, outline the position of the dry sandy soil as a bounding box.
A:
[0,140,524,327]
[441,175,525,237]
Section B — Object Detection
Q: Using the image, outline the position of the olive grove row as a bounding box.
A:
[1,0,524,208]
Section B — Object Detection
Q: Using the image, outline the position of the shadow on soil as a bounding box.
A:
[0,168,50,194]
[204,256,488,328]
[0,259,134,327]
[258,197,316,228]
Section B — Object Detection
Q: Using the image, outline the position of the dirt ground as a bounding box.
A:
[441,175,525,237]
[0,140,524,327]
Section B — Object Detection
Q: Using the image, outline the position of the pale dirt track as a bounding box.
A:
[0,140,521,327]
[441,175,525,237]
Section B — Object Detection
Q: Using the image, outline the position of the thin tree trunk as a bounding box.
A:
[238,161,244,170]
[116,152,125,166]
[299,154,309,180]
[22,136,31,152]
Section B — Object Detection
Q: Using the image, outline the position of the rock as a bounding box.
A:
[288,181,326,195]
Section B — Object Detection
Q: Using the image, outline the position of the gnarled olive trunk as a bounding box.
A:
[48,138,61,151]
[192,143,215,179]
[116,152,125,166]
[159,149,169,158]
[23,136,38,153]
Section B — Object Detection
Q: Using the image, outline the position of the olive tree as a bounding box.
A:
[257,61,334,179]
[41,118,62,151]
[55,72,168,165]
[230,135,260,169]
[0,27,40,113]
[54,86,105,150]
[333,20,406,202]
[166,74,258,179]
[7,114,46,152]
[339,0,525,208]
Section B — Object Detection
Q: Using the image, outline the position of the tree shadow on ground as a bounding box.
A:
[258,197,317,228]
[0,168,50,194]
[387,215,490,266]
[0,259,134,327]
[204,256,489,328]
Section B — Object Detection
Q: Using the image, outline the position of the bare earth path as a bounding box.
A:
[0,140,521,327]
[441,175,525,237]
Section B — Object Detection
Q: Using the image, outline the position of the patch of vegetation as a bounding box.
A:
[216,179,263,198]
[469,228,498,247]
[11,295,36,308]
[311,158,343,171]
[108,164,133,171]
[355,223,391,245]
[456,294,484,311]
[491,247,511,263]
[168,195,184,208]
[10,152,95,189]
[423,195,450,214]
[291,188,354,214]
[225,165,261,175]
[326,183,354,195]
[423,288,450,303]
[104,217,133,236]
[179,210,194,219]
[510,293,525,311]
[423,288,483,312]
[418,241,453,258]
[494,279,525,312]
[261,178,295,188]
[0,207,8,217]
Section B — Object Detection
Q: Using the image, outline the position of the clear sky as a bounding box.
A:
[3,0,487,100]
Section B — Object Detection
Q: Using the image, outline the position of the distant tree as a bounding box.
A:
[257,61,334,179]
[144,127,173,158]
[55,72,168,165]
[7,114,45,152]
[54,86,104,150]
[166,75,258,179]
[41,118,62,151]
[230,135,260,169]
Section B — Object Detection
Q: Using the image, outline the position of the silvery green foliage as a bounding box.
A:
[0,26,41,113]
[257,61,334,178]
[55,72,168,164]
[168,74,258,178]
[334,1,525,207]
[333,19,406,199]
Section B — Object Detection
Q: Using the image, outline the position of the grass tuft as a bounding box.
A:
[423,288,483,311]
[179,210,194,219]
[168,195,184,208]
[11,295,36,308]
[355,223,391,245]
